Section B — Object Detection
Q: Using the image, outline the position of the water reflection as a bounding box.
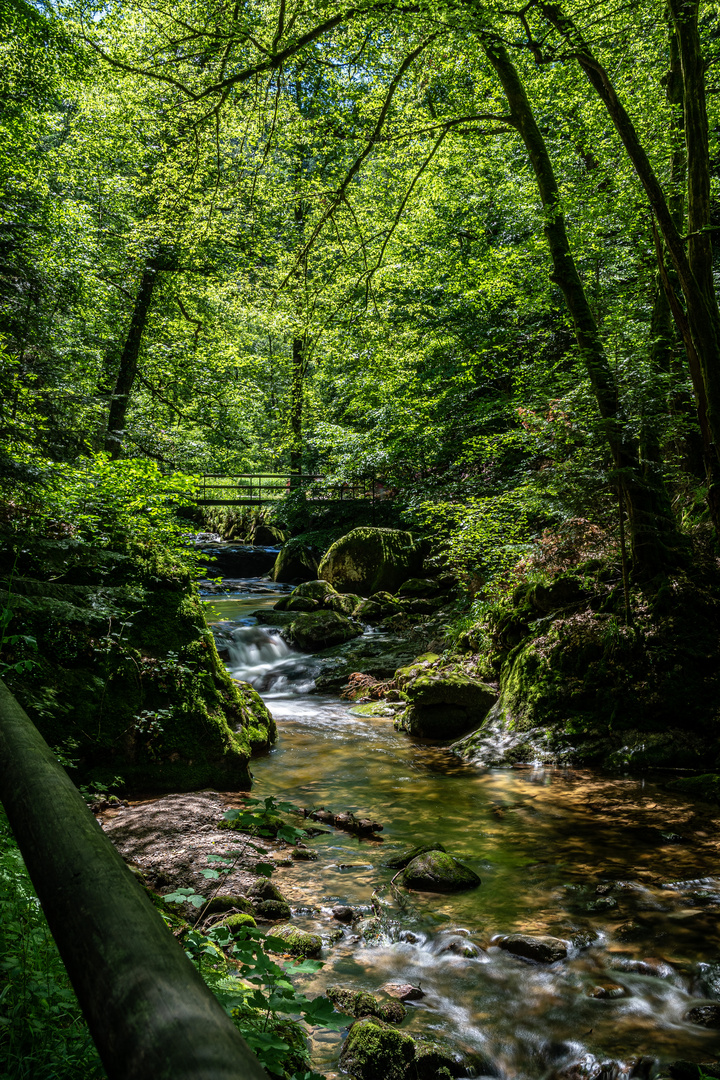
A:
[204,589,720,1079]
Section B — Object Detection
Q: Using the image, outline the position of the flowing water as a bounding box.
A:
[205,585,720,1079]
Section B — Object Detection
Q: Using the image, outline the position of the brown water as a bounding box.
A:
[205,587,720,1079]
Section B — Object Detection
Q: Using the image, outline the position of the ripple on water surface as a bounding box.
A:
[205,589,720,1078]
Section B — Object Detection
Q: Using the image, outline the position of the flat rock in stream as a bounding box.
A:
[495,933,567,963]
[400,851,480,893]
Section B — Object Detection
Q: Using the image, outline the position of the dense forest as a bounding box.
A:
[2,0,720,1076]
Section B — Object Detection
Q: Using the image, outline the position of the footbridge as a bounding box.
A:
[196,473,393,507]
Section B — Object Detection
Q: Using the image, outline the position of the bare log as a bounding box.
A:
[0,678,266,1080]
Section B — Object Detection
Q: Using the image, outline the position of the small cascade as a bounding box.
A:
[226,625,317,695]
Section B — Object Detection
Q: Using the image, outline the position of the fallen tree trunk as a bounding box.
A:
[0,678,266,1080]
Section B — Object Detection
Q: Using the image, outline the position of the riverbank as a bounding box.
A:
[98,575,720,1080]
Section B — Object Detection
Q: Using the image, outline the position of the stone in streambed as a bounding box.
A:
[685,1004,720,1028]
[266,924,322,959]
[248,879,291,920]
[293,579,338,601]
[339,1017,416,1080]
[400,851,480,893]
[380,983,425,1001]
[318,527,424,595]
[397,577,442,598]
[384,843,446,870]
[279,595,319,612]
[496,934,567,963]
[327,592,363,616]
[218,912,257,931]
[270,543,319,584]
[332,904,357,923]
[327,986,406,1023]
[283,610,362,651]
[204,894,256,917]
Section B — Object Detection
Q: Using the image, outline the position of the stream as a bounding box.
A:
[205,583,720,1080]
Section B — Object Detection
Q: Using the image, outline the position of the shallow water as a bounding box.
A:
[205,587,720,1079]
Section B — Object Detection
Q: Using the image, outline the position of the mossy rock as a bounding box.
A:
[398,669,496,712]
[294,579,338,601]
[401,851,480,893]
[327,986,407,1023]
[270,543,319,584]
[667,773,720,803]
[204,894,256,917]
[397,578,442,598]
[413,1037,468,1079]
[254,899,291,921]
[284,610,362,651]
[354,600,387,624]
[252,523,288,546]
[276,595,318,613]
[266,924,322,958]
[1,565,276,793]
[248,879,288,904]
[339,1017,416,1080]
[326,593,362,616]
[218,912,257,930]
[318,528,423,595]
[496,934,567,963]
[384,843,446,870]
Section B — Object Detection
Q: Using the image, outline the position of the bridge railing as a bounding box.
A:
[0,679,267,1080]
[196,474,395,507]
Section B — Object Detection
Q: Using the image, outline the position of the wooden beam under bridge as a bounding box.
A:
[0,679,267,1080]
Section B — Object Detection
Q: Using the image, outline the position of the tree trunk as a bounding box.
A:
[104,262,159,459]
[481,34,679,576]
[289,335,304,485]
[0,679,267,1080]
[539,3,720,495]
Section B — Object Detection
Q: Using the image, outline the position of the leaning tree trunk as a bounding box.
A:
[480,34,680,577]
[104,262,159,459]
[538,2,720,527]
[289,335,304,485]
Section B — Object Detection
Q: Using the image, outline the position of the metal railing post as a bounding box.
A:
[0,680,267,1080]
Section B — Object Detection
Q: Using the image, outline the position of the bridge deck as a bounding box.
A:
[196,473,379,507]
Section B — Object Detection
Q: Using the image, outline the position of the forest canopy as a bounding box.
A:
[2,0,719,578]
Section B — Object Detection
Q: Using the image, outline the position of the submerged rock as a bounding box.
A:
[267,924,322,958]
[283,610,362,651]
[400,851,480,893]
[318,527,424,595]
[496,933,567,963]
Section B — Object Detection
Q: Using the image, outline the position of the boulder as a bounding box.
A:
[204,894,256,917]
[266,924,322,959]
[218,912,257,931]
[395,663,497,739]
[496,934,567,963]
[327,986,406,1023]
[354,600,387,624]
[274,594,318,612]
[252,523,288,546]
[339,1017,416,1080]
[327,592,363,616]
[397,577,442,598]
[254,899,291,920]
[293,579,338,601]
[400,851,481,893]
[685,1004,720,1028]
[318,528,423,595]
[271,543,319,584]
[384,843,446,870]
[284,610,363,651]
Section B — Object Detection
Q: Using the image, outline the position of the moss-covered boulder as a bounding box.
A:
[274,594,318,613]
[339,1017,416,1080]
[327,986,407,1023]
[294,579,338,601]
[400,851,480,893]
[0,553,276,793]
[205,894,256,917]
[266,924,322,958]
[271,542,319,584]
[218,912,257,931]
[395,660,496,739]
[354,599,386,624]
[326,592,362,616]
[284,610,362,651]
[252,523,288,546]
[318,528,423,595]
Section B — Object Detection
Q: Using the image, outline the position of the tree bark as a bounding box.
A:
[481,35,680,576]
[539,2,720,487]
[104,262,159,459]
[0,678,267,1080]
[289,335,304,484]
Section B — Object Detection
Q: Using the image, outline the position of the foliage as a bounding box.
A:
[0,809,105,1080]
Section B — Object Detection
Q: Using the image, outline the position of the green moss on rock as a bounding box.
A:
[318,528,423,595]
[284,610,362,651]
[267,924,322,958]
[666,773,720,803]
[339,1017,416,1080]
[218,912,257,930]
[401,851,481,893]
